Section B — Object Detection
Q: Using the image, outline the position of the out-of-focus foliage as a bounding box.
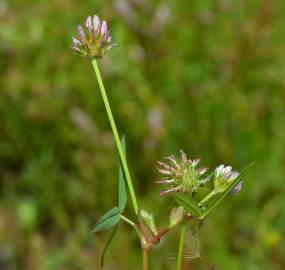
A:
[1,0,285,269]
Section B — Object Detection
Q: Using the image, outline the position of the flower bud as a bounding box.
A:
[77,25,85,42]
[169,206,184,229]
[86,16,92,30]
[137,209,158,249]
[101,20,107,35]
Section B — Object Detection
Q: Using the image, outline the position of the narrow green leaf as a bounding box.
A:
[200,162,255,219]
[92,207,120,233]
[118,135,127,212]
[100,225,118,267]
[172,193,201,217]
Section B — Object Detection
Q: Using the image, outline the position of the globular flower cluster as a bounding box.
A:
[71,15,116,59]
[157,150,209,195]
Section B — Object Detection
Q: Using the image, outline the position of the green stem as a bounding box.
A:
[199,190,216,206]
[176,222,186,270]
[92,59,139,215]
[143,248,150,270]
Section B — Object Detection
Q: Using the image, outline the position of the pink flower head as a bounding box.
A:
[156,150,209,196]
[71,15,116,59]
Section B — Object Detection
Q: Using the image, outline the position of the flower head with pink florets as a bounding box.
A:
[156,150,209,196]
[71,15,116,59]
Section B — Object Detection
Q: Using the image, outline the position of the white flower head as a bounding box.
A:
[214,164,239,193]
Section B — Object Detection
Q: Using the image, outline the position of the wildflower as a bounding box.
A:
[157,150,209,195]
[213,164,239,194]
[71,15,116,59]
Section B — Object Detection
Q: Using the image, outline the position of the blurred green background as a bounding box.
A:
[1,0,285,269]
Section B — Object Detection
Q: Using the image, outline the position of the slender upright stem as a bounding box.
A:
[176,222,186,270]
[143,249,150,270]
[92,59,139,215]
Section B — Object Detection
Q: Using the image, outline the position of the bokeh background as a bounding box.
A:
[1,0,285,269]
